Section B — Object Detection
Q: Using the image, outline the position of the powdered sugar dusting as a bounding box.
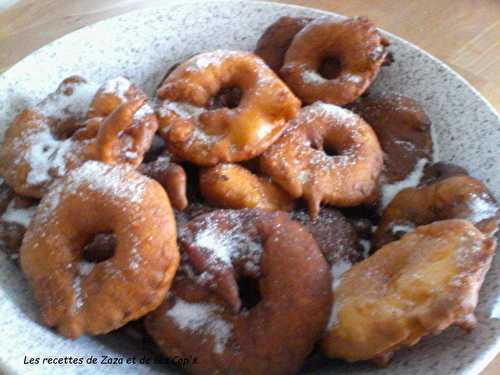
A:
[34,162,146,227]
[394,139,417,152]
[359,239,371,258]
[466,194,499,224]
[37,80,99,119]
[79,261,95,277]
[391,223,416,236]
[13,78,102,188]
[331,258,352,291]
[327,258,353,330]
[194,228,232,265]
[133,103,154,121]
[302,70,325,85]
[184,50,239,72]
[189,212,263,274]
[73,275,84,311]
[343,73,363,84]
[191,127,223,145]
[167,297,232,354]
[327,301,341,330]
[22,129,73,186]
[297,170,310,184]
[1,201,36,227]
[101,76,131,100]
[68,161,146,203]
[180,211,264,282]
[127,238,143,271]
[327,259,352,330]
[381,158,428,208]
[159,101,205,118]
[308,101,357,125]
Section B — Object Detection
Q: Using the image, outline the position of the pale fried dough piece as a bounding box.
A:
[322,220,496,364]
[200,163,294,211]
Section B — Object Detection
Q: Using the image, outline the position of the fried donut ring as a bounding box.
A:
[0,76,96,197]
[260,102,383,217]
[145,209,331,375]
[351,94,433,184]
[138,154,188,211]
[200,163,293,211]
[322,220,496,364]
[20,161,179,338]
[255,16,312,72]
[374,175,499,249]
[280,17,388,105]
[156,50,300,165]
[0,76,158,198]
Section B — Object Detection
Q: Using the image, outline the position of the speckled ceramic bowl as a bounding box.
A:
[0,1,498,374]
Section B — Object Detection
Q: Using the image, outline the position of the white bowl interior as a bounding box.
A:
[0,1,498,374]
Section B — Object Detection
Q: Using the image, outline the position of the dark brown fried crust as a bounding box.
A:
[350,93,433,184]
[420,161,468,186]
[255,16,312,72]
[0,178,14,213]
[292,207,362,264]
[0,181,38,259]
[145,209,331,375]
[374,175,499,249]
[139,155,188,211]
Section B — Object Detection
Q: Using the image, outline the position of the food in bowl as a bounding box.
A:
[0,14,497,375]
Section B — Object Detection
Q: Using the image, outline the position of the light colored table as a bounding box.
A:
[0,0,499,374]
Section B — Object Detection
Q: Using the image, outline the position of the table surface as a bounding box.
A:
[0,0,499,374]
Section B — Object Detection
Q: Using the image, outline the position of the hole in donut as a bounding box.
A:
[237,276,261,310]
[142,135,166,163]
[311,141,339,157]
[318,57,342,80]
[52,119,85,140]
[207,86,242,110]
[82,232,117,263]
[323,143,339,157]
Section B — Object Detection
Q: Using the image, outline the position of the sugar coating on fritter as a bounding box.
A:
[146,209,331,375]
